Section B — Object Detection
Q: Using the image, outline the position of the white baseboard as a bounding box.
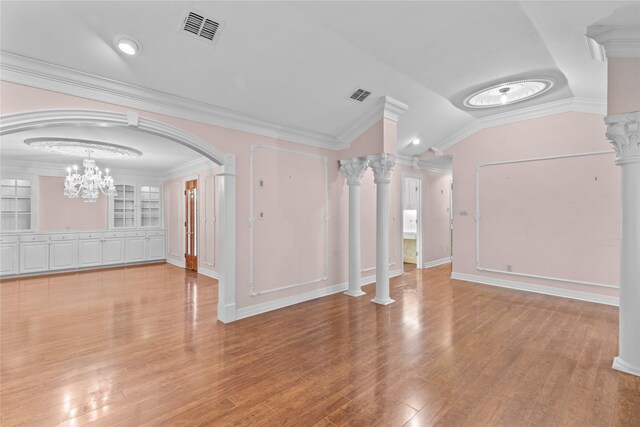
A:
[613,357,640,377]
[423,257,451,269]
[361,268,403,286]
[198,266,219,280]
[451,272,619,306]
[236,268,404,320]
[166,258,185,269]
[236,282,348,320]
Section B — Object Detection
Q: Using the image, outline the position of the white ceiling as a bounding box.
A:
[0,125,201,173]
[0,1,635,160]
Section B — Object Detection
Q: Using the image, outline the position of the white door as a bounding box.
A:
[146,235,166,260]
[126,237,146,263]
[50,240,78,270]
[20,242,49,273]
[78,239,103,267]
[102,238,125,265]
[0,242,19,275]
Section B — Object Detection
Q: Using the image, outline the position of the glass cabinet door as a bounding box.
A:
[113,184,136,228]
[140,185,161,227]
[1,179,31,232]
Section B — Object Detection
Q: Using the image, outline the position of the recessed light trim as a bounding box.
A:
[464,79,553,108]
[114,35,141,55]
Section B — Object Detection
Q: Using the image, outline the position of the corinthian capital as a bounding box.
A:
[605,111,640,165]
[339,157,369,185]
[368,153,396,184]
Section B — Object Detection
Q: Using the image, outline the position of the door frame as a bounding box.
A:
[401,173,424,271]
[184,178,198,271]
[0,109,237,323]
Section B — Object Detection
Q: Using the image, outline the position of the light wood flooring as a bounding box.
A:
[1,263,639,426]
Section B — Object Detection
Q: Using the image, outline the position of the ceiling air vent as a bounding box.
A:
[350,89,371,102]
[181,11,224,43]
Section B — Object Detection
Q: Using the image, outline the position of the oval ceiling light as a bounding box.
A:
[114,36,141,55]
[464,79,553,108]
[412,138,421,145]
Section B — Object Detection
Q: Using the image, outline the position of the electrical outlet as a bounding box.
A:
[259,179,264,188]
[259,211,264,219]
[506,264,512,272]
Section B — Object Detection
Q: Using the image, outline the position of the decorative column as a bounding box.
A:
[606,112,640,376]
[339,157,369,297]
[369,153,396,305]
[587,20,640,376]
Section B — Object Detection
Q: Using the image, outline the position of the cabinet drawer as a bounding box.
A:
[146,230,166,237]
[102,231,124,239]
[20,234,50,243]
[78,232,102,240]
[0,235,19,244]
[125,231,146,238]
[50,233,78,241]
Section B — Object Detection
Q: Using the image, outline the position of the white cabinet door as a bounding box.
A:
[50,240,78,271]
[78,239,103,267]
[125,237,146,263]
[20,242,49,273]
[0,242,19,275]
[102,238,125,265]
[146,235,166,260]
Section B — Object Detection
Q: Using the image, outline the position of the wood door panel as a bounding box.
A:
[185,179,198,271]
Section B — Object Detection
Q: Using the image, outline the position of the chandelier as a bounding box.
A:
[23,137,143,203]
[64,156,117,203]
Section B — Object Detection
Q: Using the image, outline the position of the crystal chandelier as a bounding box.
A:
[64,156,117,203]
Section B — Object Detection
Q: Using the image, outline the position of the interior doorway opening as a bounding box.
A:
[401,174,423,271]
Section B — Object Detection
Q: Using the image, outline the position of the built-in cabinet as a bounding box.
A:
[0,229,166,277]
[1,235,20,275]
[110,183,162,230]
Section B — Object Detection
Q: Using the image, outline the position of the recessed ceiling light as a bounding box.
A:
[464,79,553,108]
[114,36,141,55]
[412,138,420,145]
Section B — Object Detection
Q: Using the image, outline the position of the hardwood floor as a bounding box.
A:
[1,263,639,426]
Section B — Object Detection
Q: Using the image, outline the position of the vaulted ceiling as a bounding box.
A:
[0,1,635,157]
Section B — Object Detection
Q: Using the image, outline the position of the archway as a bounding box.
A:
[0,109,237,323]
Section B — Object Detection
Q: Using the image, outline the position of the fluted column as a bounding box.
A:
[339,157,369,297]
[369,153,396,305]
[606,112,640,376]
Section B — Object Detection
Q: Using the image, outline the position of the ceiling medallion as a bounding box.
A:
[24,138,143,159]
[464,79,553,108]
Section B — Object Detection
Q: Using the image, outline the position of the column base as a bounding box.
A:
[344,290,366,297]
[371,297,395,305]
[613,357,640,377]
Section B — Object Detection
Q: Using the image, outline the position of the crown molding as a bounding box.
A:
[164,157,218,180]
[383,96,409,122]
[436,97,606,152]
[585,25,640,61]
[0,51,343,150]
[395,153,452,175]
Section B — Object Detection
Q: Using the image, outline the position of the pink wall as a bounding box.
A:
[446,112,620,297]
[38,176,108,230]
[608,58,640,115]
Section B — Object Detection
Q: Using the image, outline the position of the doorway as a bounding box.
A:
[185,179,198,271]
[401,174,423,270]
